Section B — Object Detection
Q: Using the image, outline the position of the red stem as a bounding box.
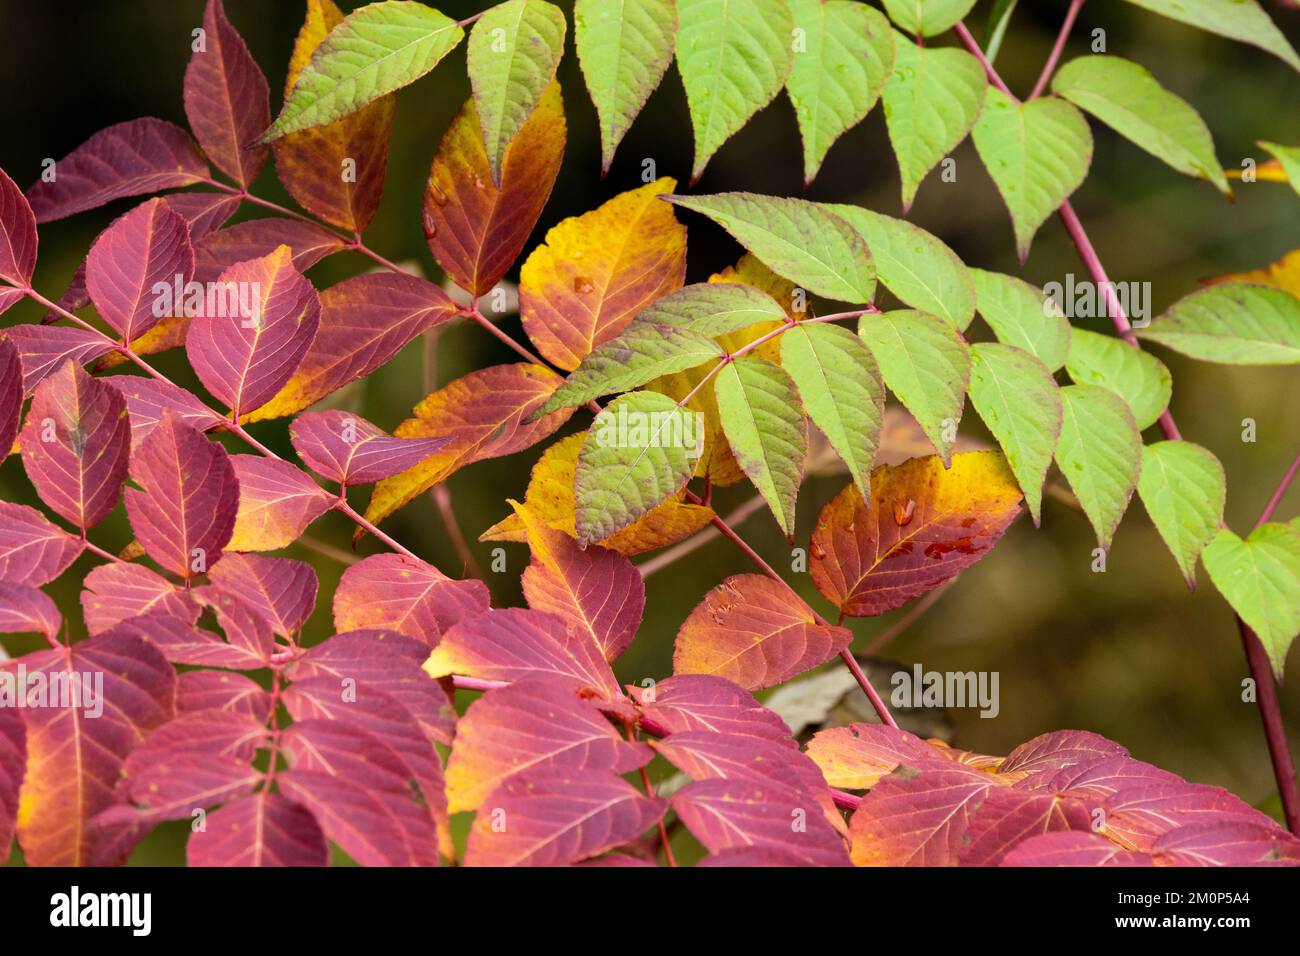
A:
[1028,0,1086,100]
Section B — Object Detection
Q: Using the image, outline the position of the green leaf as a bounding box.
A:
[825,204,975,330]
[857,310,970,466]
[985,0,1019,64]
[574,0,677,175]
[540,323,725,415]
[676,0,794,183]
[786,0,895,185]
[882,37,987,210]
[575,390,699,545]
[636,282,789,337]
[1258,141,1300,199]
[264,1,464,140]
[881,0,978,38]
[1065,328,1171,430]
[1051,56,1230,197]
[969,268,1071,371]
[467,0,568,184]
[967,342,1062,526]
[971,88,1093,261]
[1055,384,1143,550]
[1136,282,1300,365]
[1120,0,1300,74]
[1137,440,1225,588]
[780,323,884,501]
[1202,523,1300,676]
[665,193,876,303]
[714,357,808,535]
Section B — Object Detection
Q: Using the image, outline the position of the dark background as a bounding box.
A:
[1,0,1298,863]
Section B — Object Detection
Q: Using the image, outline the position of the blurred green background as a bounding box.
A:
[1,0,1298,863]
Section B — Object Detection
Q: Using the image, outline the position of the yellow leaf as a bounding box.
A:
[1203,248,1300,298]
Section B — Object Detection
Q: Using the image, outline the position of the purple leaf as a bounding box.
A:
[183,0,270,187]
[176,670,272,722]
[632,675,795,745]
[1034,755,1181,801]
[19,360,130,529]
[1001,831,1154,867]
[162,191,241,241]
[0,581,61,640]
[1152,821,1300,866]
[207,553,317,638]
[227,454,333,551]
[124,412,239,579]
[466,769,666,867]
[85,197,195,345]
[81,562,200,634]
[194,587,276,665]
[2,324,115,394]
[185,245,321,418]
[290,409,448,485]
[25,118,210,222]
[0,501,84,586]
[332,552,490,647]
[0,709,23,859]
[112,612,269,670]
[1103,783,1282,852]
[999,729,1129,785]
[193,218,346,285]
[0,166,37,285]
[106,374,225,450]
[0,286,24,317]
[187,791,327,866]
[957,787,1093,866]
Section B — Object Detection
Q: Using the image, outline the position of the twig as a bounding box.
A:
[637,495,768,578]
[865,576,957,656]
[1028,0,1086,100]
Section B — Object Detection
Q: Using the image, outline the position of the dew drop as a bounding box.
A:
[573,276,595,294]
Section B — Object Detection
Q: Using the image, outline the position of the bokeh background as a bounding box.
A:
[1,0,1298,863]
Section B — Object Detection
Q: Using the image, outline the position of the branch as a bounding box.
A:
[1028,0,1086,100]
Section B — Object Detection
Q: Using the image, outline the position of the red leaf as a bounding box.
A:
[186,791,327,866]
[290,409,448,485]
[176,670,272,722]
[999,729,1130,785]
[113,611,269,670]
[81,562,200,635]
[632,675,794,745]
[183,0,271,187]
[207,553,318,638]
[193,218,346,284]
[106,374,225,450]
[1151,821,1300,866]
[0,166,37,284]
[0,286,24,317]
[121,709,269,798]
[957,787,1093,865]
[161,191,241,241]
[185,245,322,418]
[332,553,489,647]
[25,118,209,222]
[1103,783,1280,852]
[466,769,665,867]
[85,197,195,345]
[671,778,852,866]
[1,324,115,395]
[20,360,131,529]
[849,767,999,866]
[1035,755,1180,800]
[0,501,83,587]
[124,412,239,579]
[1001,831,1154,867]
[673,574,852,691]
[227,454,333,552]
[0,340,17,459]
[0,582,61,640]
[0,709,23,859]
[194,587,276,665]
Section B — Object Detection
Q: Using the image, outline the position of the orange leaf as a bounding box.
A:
[1203,247,1300,298]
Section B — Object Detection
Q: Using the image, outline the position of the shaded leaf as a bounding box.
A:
[193,218,347,285]
[0,582,61,640]
[1120,0,1300,73]
[632,674,795,744]
[2,325,115,396]
[108,375,225,451]
[186,791,328,866]
[0,167,37,285]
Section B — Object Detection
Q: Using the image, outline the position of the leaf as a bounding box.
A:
[806,723,959,790]
[426,83,565,297]
[881,0,978,37]
[19,360,131,530]
[184,0,270,187]
[80,562,198,635]
[161,191,242,241]
[971,88,1092,261]
[124,413,240,579]
[627,281,789,338]
[0,340,18,459]
[634,675,795,743]
[272,0,397,232]
[787,0,894,184]
[0,710,22,859]
[671,778,852,866]
[467,0,567,185]
[781,323,883,501]
[365,363,572,529]
[185,245,322,418]
[1000,729,1129,782]
[1000,831,1152,866]
[108,595,265,670]
[574,0,677,174]
[24,118,209,223]
[810,451,1024,617]
[673,574,852,690]
[193,218,347,285]
[1137,441,1225,589]
[984,0,1018,63]
[207,553,318,638]
[1205,247,1300,298]
[514,502,645,663]
[715,357,808,535]
[574,390,699,545]
[849,766,998,866]
[1202,524,1300,676]
[1055,384,1143,549]
[108,375,224,452]
[1151,820,1300,866]
[665,192,875,304]
[2,325,116,396]
[0,502,83,587]
[1258,141,1300,198]
[466,768,664,867]
[969,267,1071,371]
[521,178,687,370]
[244,272,458,423]
[825,204,974,330]
[857,310,970,465]
[1102,782,1275,852]
[15,631,175,865]
[1136,282,1300,365]
[290,409,448,486]
[676,0,794,182]
[227,455,333,551]
[0,167,37,285]
[444,678,650,813]
[882,39,987,210]
[264,0,465,140]
[957,787,1093,866]
[0,582,61,640]
[85,198,195,346]
[1051,55,1229,196]
[967,342,1062,525]
[425,608,622,702]
[176,671,273,721]
[187,791,328,866]
[333,553,489,647]
[1065,328,1171,430]
[1120,0,1300,74]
